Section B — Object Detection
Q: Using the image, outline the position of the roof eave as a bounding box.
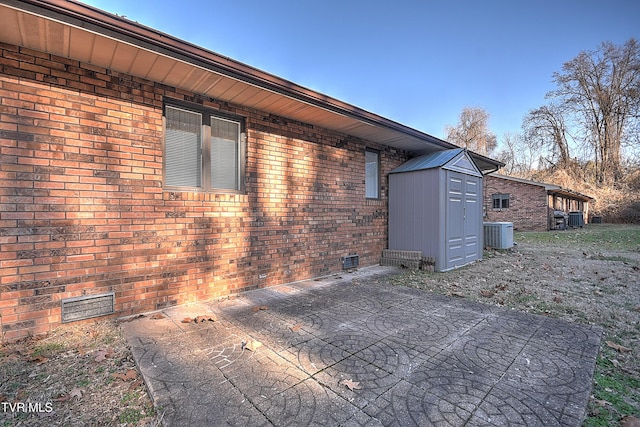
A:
[0,0,502,169]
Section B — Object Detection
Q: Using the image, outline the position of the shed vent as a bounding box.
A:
[342,255,359,269]
[483,222,514,249]
[61,293,115,323]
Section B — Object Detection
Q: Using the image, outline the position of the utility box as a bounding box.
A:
[568,211,584,228]
[483,222,514,249]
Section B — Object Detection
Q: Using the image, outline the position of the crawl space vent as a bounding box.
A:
[61,293,115,323]
[342,255,359,269]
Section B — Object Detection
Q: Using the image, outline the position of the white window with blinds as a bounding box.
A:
[210,116,240,191]
[164,104,244,192]
[165,106,202,188]
[365,149,380,199]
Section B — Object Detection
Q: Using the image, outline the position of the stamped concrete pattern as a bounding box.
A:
[122,266,602,426]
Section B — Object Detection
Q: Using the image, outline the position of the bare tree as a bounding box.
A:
[445,107,497,155]
[550,38,640,185]
[522,103,573,168]
[495,131,541,178]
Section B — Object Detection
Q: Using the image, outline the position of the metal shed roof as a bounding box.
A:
[390,149,464,173]
[390,149,470,174]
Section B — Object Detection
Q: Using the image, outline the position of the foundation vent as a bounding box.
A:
[61,293,115,323]
[341,254,359,269]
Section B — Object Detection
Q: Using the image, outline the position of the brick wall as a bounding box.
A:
[0,43,410,340]
[483,175,549,231]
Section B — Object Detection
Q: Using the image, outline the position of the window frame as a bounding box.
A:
[492,193,510,209]
[365,149,381,199]
[163,100,246,193]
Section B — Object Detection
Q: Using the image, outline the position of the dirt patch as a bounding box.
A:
[0,320,159,426]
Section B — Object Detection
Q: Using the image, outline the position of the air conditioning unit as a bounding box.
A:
[483,222,514,249]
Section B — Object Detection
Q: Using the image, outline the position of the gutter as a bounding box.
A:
[4,0,459,151]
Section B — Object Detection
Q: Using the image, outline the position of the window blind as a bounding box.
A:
[165,106,202,187]
[211,117,239,190]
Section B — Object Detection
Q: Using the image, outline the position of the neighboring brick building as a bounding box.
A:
[484,174,593,231]
[0,0,501,340]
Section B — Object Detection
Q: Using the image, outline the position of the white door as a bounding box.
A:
[445,171,481,270]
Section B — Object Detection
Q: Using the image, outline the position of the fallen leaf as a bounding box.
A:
[195,315,216,323]
[111,369,138,381]
[479,289,494,298]
[118,314,145,323]
[53,394,71,402]
[340,379,362,391]
[94,349,113,363]
[610,359,621,368]
[622,416,640,427]
[594,398,612,407]
[29,355,48,365]
[290,324,302,332]
[182,317,194,323]
[606,341,631,353]
[242,340,263,352]
[128,378,143,391]
[69,388,83,400]
[150,313,165,320]
[252,305,269,312]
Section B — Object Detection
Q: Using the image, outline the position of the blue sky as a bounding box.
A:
[81,0,639,146]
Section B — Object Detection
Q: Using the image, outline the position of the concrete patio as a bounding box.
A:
[122,266,602,426]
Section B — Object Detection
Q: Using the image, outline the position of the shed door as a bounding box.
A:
[445,171,481,270]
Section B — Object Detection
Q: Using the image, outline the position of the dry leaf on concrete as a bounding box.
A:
[290,324,302,332]
[252,305,269,312]
[242,340,263,352]
[606,341,631,352]
[182,315,216,323]
[479,289,494,298]
[150,313,165,320]
[340,379,362,391]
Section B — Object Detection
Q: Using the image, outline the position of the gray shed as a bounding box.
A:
[388,148,483,272]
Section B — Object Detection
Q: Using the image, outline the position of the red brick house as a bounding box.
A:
[0,0,502,340]
[484,174,593,231]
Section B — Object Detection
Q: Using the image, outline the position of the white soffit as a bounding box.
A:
[0,1,458,155]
